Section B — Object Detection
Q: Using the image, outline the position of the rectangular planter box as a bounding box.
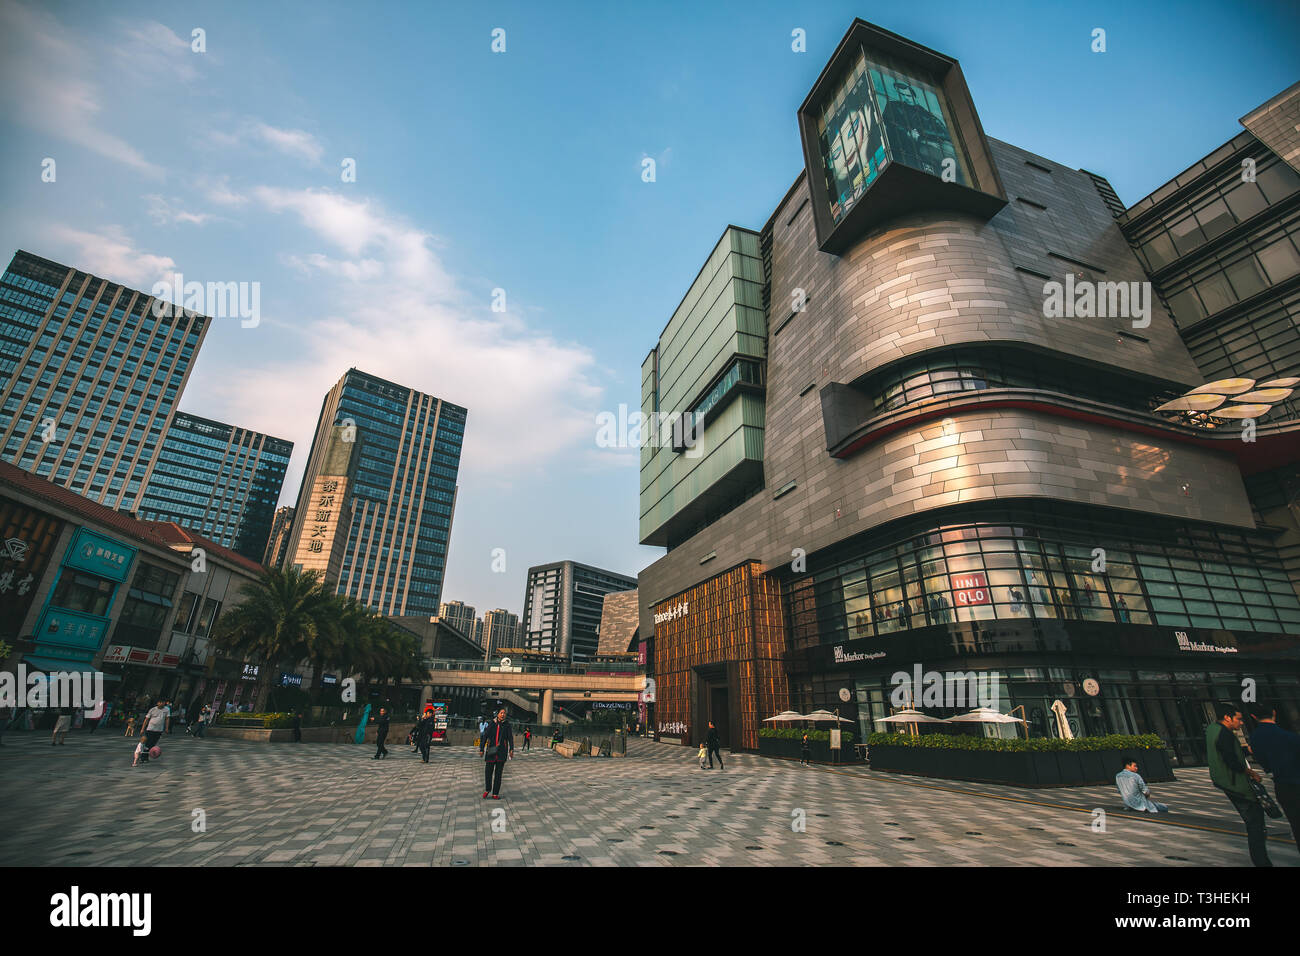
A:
[867,745,1175,788]
[758,736,860,763]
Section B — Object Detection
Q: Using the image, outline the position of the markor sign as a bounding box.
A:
[653,601,688,625]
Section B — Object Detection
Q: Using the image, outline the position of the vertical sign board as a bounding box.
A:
[34,528,137,662]
[0,500,64,639]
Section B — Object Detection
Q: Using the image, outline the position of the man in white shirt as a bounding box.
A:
[138,699,170,763]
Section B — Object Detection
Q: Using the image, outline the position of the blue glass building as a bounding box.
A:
[285,368,465,616]
[0,250,209,513]
[138,411,293,562]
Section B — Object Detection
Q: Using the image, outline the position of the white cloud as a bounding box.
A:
[0,1,162,175]
[117,20,197,81]
[202,188,603,481]
[145,194,211,226]
[42,224,177,289]
[252,123,325,164]
[200,175,248,206]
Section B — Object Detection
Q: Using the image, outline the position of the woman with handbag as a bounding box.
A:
[479,708,514,799]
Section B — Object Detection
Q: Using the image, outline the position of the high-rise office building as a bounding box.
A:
[438,599,479,644]
[137,411,292,562]
[263,506,296,568]
[481,607,522,658]
[636,19,1300,757]
[286,424,359,585]
[522,561,638,662]
[0,250,209,513]
[285,368,466,616]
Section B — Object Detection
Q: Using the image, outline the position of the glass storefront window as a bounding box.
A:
[786,505,1299,645]
[50,571,114,617]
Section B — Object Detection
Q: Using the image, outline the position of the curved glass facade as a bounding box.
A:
[786,504,1300,649]
[863,346,1180,416]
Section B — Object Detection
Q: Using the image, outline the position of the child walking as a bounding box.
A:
[697,742,708,769]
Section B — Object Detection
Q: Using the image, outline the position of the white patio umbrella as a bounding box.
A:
[947,707,1026,724]
[762,711,807,723]
[874,710,948,724]
[804,709,853,723]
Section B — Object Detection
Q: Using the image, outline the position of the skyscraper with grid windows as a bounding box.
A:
[0,250,209,513]
[283,368,466,616]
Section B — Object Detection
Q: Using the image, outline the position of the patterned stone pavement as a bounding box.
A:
[0,731,1295,866]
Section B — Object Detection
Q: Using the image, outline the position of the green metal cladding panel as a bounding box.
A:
[639,393,766,542]
[639,227,768,545]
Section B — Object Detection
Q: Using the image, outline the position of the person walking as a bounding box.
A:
[138,698,170,764]
[1115,757,1169,813]
[51,705,73,745]
[523,727,531,752]
[373,707,390,759]
[1206,703,1271,866]
[800,732,812,767]
[706,721,724,770]
[292,712,303,743]
[1248,703,1300,847]
[165,700,177,735]
[479,708,514,799]
[415,707,436,763]
[193,705,210,739]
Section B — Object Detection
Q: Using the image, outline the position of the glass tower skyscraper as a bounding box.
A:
[0,250,209,512]
[285,368,465,616]
[138,411,293,562]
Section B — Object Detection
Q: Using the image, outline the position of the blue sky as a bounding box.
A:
[1,0,1297,617]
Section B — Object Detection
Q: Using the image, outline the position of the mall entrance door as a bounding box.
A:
[709,685,731,748]
[694,665,732,748]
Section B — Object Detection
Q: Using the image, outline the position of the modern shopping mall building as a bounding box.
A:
[636,19,1300,764]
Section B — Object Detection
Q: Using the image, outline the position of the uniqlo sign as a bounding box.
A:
[950,572,991,606]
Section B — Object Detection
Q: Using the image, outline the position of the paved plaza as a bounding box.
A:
[0,732,1295,867]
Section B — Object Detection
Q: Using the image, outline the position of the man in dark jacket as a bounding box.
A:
[292,712,303,743]
[1206,703,1271,866]
[706,721,724,770]
[479,708,514,798]
[373,707,390,759]
[415,708,436,763]
[1249,703,1300,846]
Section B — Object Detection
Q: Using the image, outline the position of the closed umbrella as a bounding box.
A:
[1050,699,1074,740]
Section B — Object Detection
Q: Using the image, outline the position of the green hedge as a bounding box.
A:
[866,732,1166,752]
[760,728,856,743]
[214,712,295,729]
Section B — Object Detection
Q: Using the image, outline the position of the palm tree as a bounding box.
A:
[212,566,341,710]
